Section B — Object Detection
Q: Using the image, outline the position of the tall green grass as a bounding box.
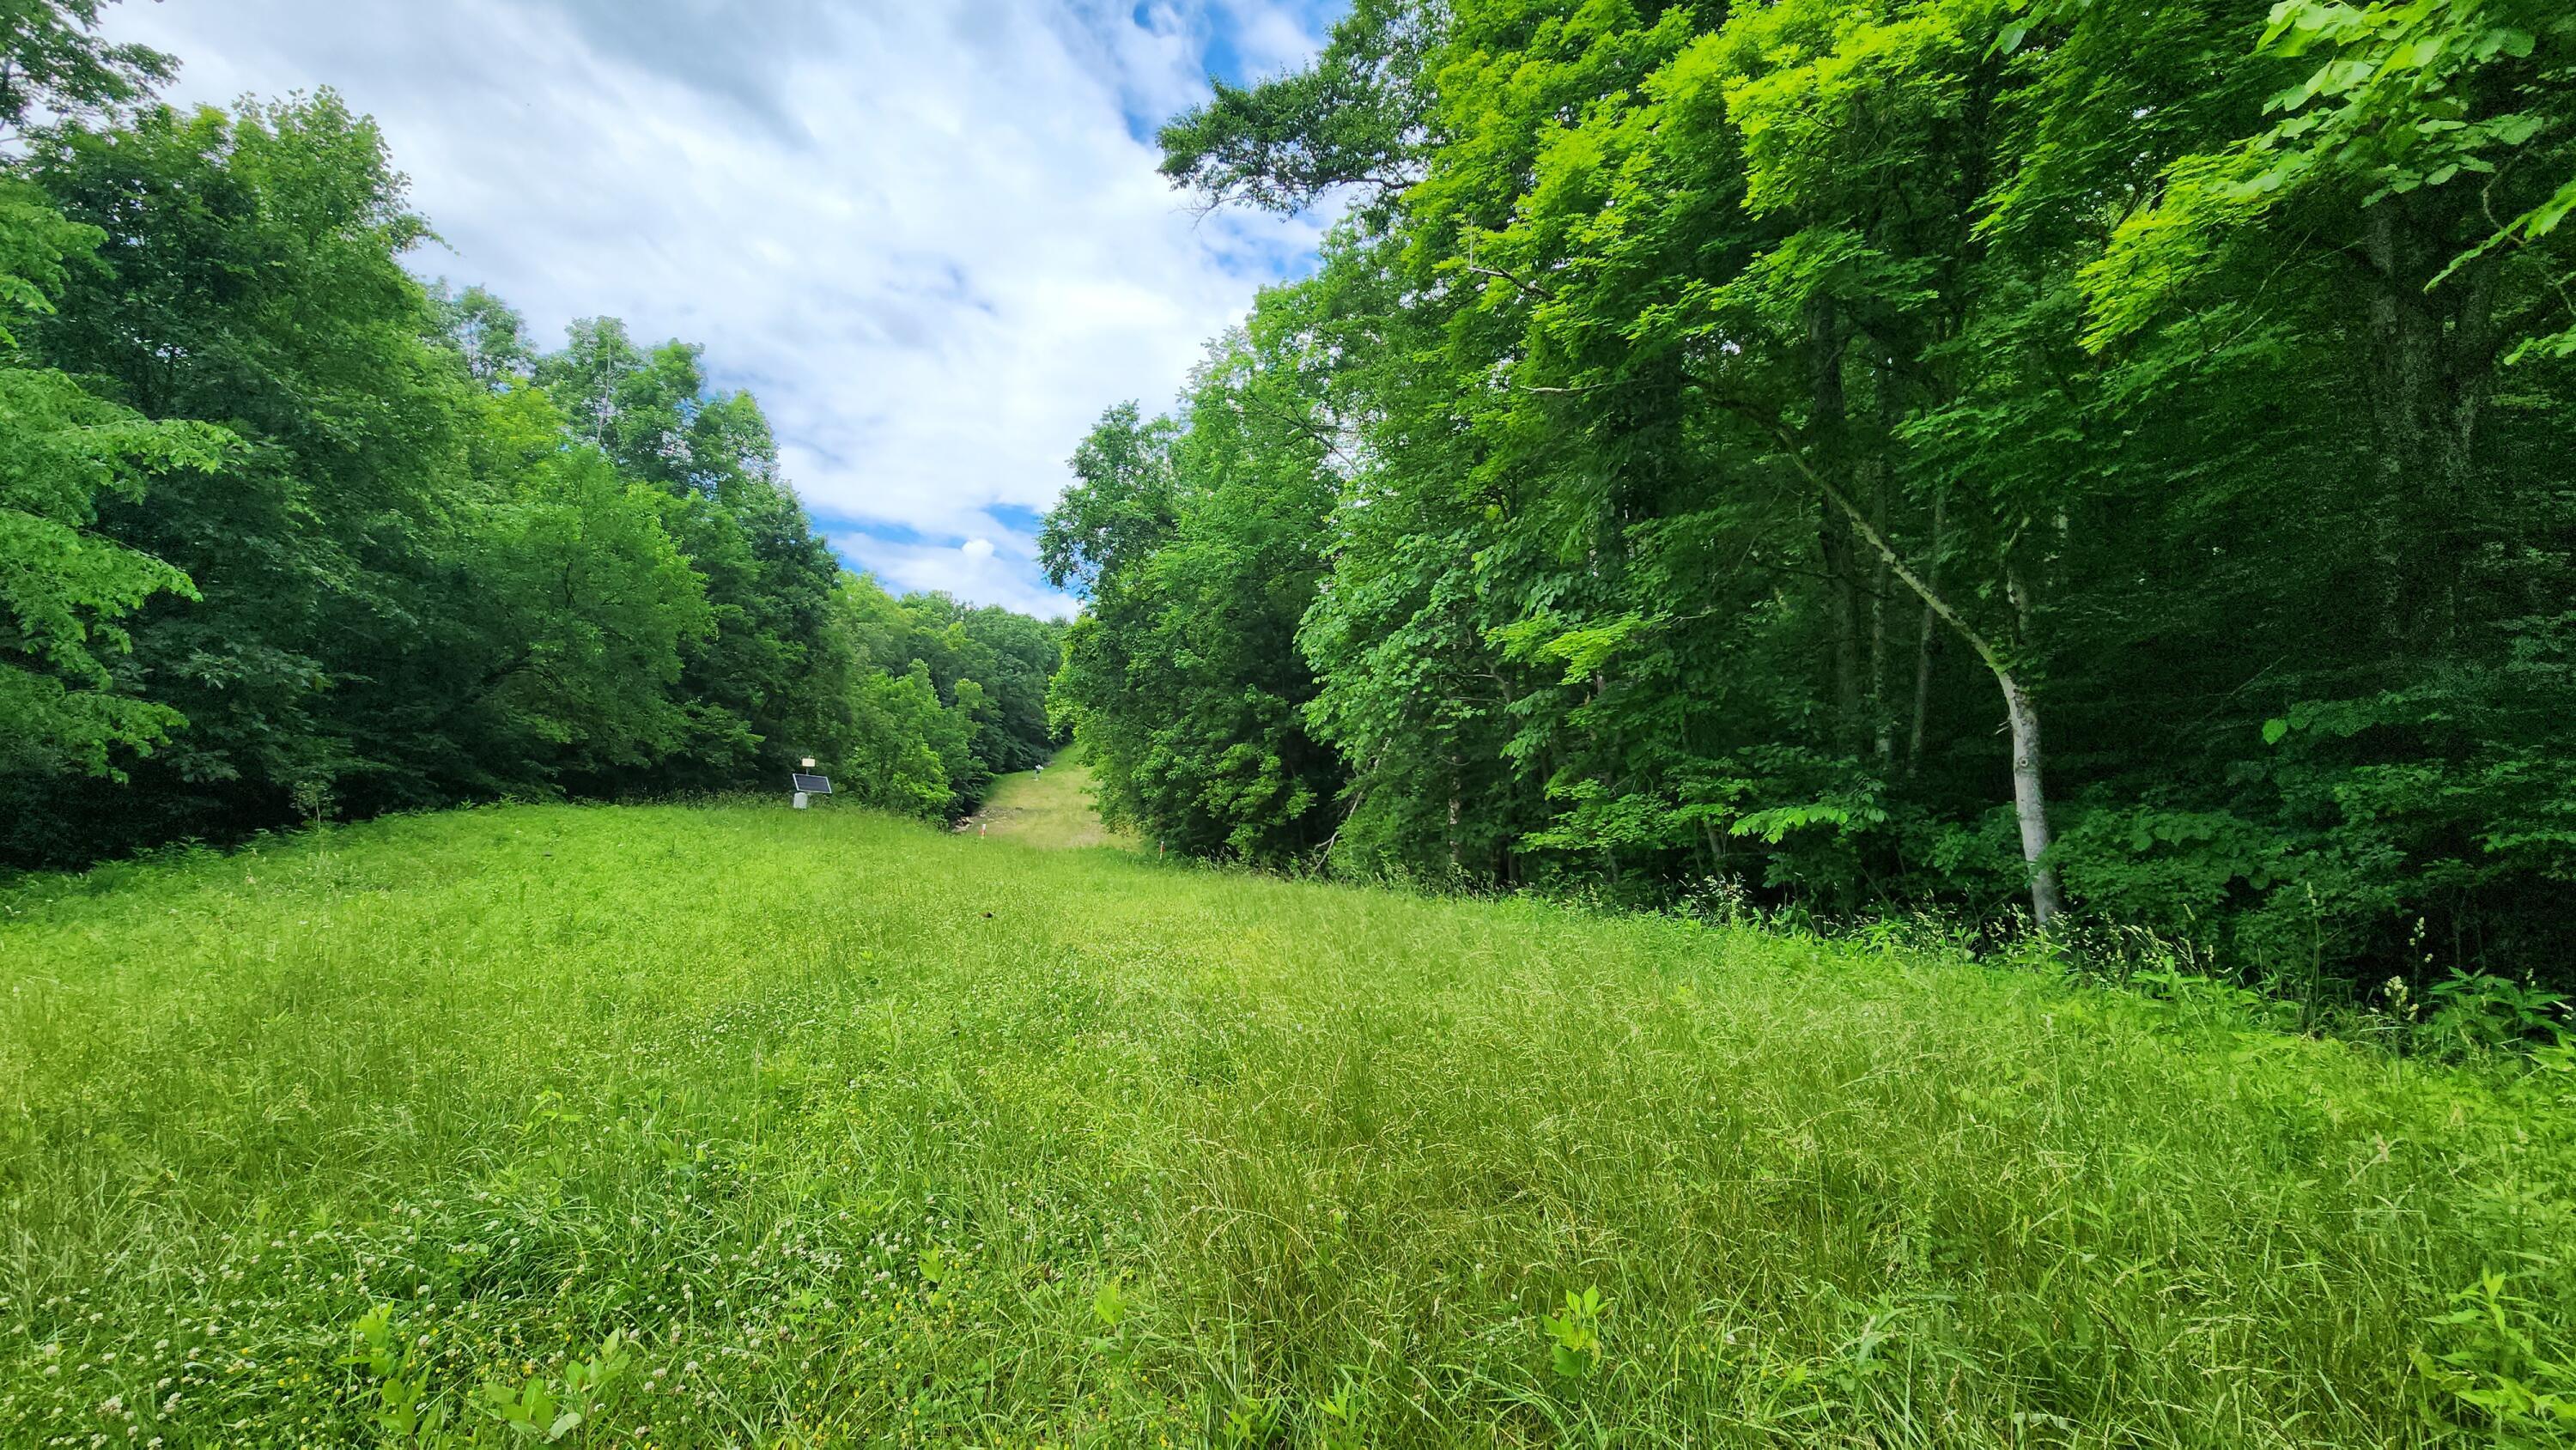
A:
[971,755,1133,852]
[2,802,2570,1447]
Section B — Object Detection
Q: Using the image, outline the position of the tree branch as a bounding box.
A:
[1716,394,2013,683]
[1461,264,1557,302]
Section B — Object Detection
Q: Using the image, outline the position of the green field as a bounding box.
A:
[971,756,1133,852]
[3,803,2572,1448]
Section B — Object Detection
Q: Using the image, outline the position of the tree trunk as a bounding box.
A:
[1870,581,1893,766]
[1755,420,2065,926]
[2364,197,2501,654]
[1446,751,1461,873]
[2433,243,2501,649]
[2366,199,2432,647]
[1868,361,1899,767]
[1821,508,1864,740]
[2001,670,2065,925]
[1809,301,1864,745]
[1841,496,2061,925]
[1906,488,1946,774]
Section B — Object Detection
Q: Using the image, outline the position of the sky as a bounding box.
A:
[103,0,1343,619]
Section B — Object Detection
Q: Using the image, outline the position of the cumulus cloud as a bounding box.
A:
[105,0,1335,617]
[832,532,1071,622]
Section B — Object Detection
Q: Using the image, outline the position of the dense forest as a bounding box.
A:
[1045,0,2576,1004]
[0,3,1060,868]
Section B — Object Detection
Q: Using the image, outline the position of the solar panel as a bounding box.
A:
[792,773,832,794]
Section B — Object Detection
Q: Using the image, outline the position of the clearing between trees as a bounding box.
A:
[2,801,2570,1447]
[969,755,1132,851]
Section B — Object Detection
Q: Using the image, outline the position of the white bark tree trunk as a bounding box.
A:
[2001,670,2064,925]
[1753,414,2065,927]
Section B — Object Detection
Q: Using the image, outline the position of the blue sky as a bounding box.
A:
[108,0,1346,618]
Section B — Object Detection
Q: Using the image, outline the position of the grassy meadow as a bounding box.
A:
[970,757,1132,852]
[2,789,2573,1447]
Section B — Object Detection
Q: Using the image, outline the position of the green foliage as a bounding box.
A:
[472,1327,629,1443]
[347,1302,636,1448]
[0,0,172,137]
[428,282,536,387]
[1540,1286,1607,1380]
[1155,0,1437,219]
[0,191,229,774]
[2412,1272,2576,1445]
[1113,0,2576,998]
[0,15,1062,863]
[2424,969,2570,1056]
[346,1303,454,1444]
[1042,303,1342,861]
[0,7,228,780]
[2087,0,2576,358]
[467,447,711,770]
[824,571,1061,820]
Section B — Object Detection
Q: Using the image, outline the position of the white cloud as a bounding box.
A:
[832,533,1075,622]
[106,0,1334,613]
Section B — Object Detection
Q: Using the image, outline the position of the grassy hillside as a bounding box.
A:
[972,754,1132,851]
[2,803,2571,1447]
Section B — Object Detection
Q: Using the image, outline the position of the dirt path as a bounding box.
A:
[967,751,1132,849]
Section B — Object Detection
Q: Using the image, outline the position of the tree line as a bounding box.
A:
[1,3,1059,869]
[1045,0,2576,1001]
